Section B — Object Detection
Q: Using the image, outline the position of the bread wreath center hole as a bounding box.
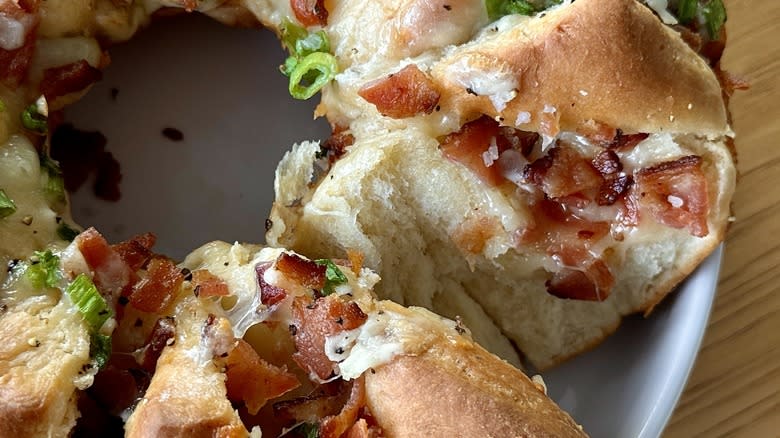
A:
[60,14,328,259]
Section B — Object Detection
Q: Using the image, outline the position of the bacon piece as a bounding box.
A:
[191,269,230,298]
[635,155,709,237]
[524,146,603,199]
[111,233,156,271]
[129,257,183,313]
[320,377,366,438]
[546,260,614,301]
[320,125,354,164]
[85,353,150,418]
[592,150,622,176]
[224,339,300,415]
[577,120,618,148]
[76,227,132,299]
[256,262,287,306]
[441,116,507,186]
[715,67,750,98]
[40,60,102,100]
[276,252,326,291]
[291,295,367,381]
[609,131,649,152]
[138,317,176,372]
[358,65,440,119]
[291,0,328,27]
[519,199,614,301]
[597,174,633,207]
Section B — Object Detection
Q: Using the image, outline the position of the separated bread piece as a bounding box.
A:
[180,241,587,437]
[124,296,248,438]
[0,295,91,437]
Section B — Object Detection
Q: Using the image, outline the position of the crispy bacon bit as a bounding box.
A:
[320,125,354,163]
[441,116,506,186]
[40,60,102,100]
[597,174,633,206]
[320,376,366,438]
[224,339,300,415]
[138,317,176,372]
[345,419,381,438]
[83,353,150,420]
[546,260,614,301]
[291,0,328,27]
[358,65,440,119]
[577,120,618,148]
[519,199,614,301]
[635,155,709,237]
[592,150,622,176]
[129,257,183,313]
[674,25,703,54]
[76,227,132,298]
[524,146,603,199]
[191,269,229,298]
[715,67,750,98]
[256,262,287,306]
[291,296,368,381]
[111,233,156,271]
[276,253,326,291]
[609,131,649,151]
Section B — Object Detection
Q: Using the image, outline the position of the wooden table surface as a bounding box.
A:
[664,1,780,436]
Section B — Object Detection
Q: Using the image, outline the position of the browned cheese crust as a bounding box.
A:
[366,343,587,438]
[433,0,729,136]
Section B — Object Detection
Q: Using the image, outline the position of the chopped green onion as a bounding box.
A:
[57,222,80,242]
[486,0,561,21]
[289,52,338,100]
[701,0,726,38]
[281,56,299,77]
[0,189,16,218]
[26,250,61,289]
[291,422,319,438]
[315,258,348,295]
[90,332,112,369]
[40,156,66,207]
[66,273,112,333]
[296,31,330,58]
[281,19,309,55]
[21,104,47,134]
[675,0,698,24]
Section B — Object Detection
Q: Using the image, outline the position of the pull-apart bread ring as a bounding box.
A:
[268,0,738,369]
[0,0,737,435]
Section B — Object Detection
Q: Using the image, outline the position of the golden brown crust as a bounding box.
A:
[432,0,728,136]
[366,342,587,438]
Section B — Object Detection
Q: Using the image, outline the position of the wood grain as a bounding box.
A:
[664,1,780,436]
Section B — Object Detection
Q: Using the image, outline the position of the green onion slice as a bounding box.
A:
[66,273,112,333]
[486,0,562,21]
[90,332,112,369]
[315,258,348,295]
[41,157,66,207]
[21,104,47,134]
[0,189,16,218]
[676,0,698,24]
[57,222,80,242]
[289,52,338,100]
[26,250,61,289]
[281,19,309,55]
[701,0,726,38]
[291,422,319,438]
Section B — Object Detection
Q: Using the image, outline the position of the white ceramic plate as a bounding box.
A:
[65,14,721,438]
